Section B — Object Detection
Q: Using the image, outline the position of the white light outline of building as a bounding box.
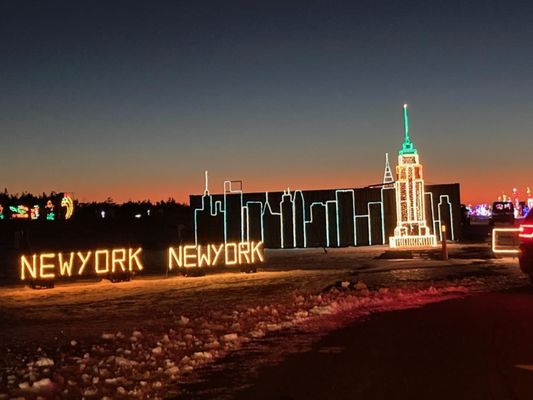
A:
[194,178,456,248]
[223,180,245,244]
[194,182,392,248]
[425,192,456,241]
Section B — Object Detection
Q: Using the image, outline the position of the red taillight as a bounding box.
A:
[519,225,533,240]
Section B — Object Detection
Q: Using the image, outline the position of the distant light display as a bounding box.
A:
[61,193,74,219]
[469,204,492,217]
[10,205,30,219]
[0,193,75,222]
[30,205,40,220]
[45,200,55,221]
[493,187,532,218]
[389,105,438,248]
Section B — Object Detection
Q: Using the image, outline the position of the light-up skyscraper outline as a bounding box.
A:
[383,153,394,187]
[389,104,437,248]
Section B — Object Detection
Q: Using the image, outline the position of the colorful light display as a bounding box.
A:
[0,193,74,221]
[168,241,264,269]
[10,205,30,219]
[45,200,55,220]
[20,248,144,281]
[61,193,74,219]
[30,205,40,220]
[469,204,491,217]
[494,187,532,218]
[389,105,437,248]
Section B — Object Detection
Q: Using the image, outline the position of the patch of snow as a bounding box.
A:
[34,357,54,367]
[221,333,239,342]
[33,378,53,390]
[1,260,527,399]
[192,351,213,361]
[101,333,115,340]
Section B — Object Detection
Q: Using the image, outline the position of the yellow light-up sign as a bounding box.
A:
[20,248,144,281]
[168,241,264,270]
[18,242,265,286]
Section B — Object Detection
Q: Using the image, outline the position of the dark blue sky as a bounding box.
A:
[1,1,532,203]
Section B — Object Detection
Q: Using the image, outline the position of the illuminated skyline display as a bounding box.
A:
[191,173,459,249]
[2,1,532,204]
[192,106,457,249]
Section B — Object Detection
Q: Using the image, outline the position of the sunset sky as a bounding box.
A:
[1,1,532,205]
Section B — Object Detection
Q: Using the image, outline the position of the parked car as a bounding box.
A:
[489,201,515,227]
[518,209,533,283]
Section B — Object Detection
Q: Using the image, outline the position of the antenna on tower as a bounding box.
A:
[403,103,410,141]
[204,170,209,195]
[399,103,417,155]
[383,153,394,186]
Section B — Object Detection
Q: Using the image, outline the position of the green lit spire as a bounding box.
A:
[399,103,417,155]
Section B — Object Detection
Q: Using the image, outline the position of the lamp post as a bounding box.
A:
[441,224,448,260]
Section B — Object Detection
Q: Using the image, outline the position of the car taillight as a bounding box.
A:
[519,225,533,240]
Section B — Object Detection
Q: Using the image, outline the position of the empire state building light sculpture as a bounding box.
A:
[389,104,437,248]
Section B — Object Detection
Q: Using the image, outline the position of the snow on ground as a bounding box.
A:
[0,266,523,398]
[0,256,526,399]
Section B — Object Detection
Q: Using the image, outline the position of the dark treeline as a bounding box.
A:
[0,192,195,272]
[0,189,191,223]
[75,198,190,222]
[0,189,63,205]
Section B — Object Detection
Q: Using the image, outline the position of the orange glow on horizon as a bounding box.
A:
[72,179,526,208]
[7,170,528,207]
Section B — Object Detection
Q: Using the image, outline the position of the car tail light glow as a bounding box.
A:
[519,224,533,240]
